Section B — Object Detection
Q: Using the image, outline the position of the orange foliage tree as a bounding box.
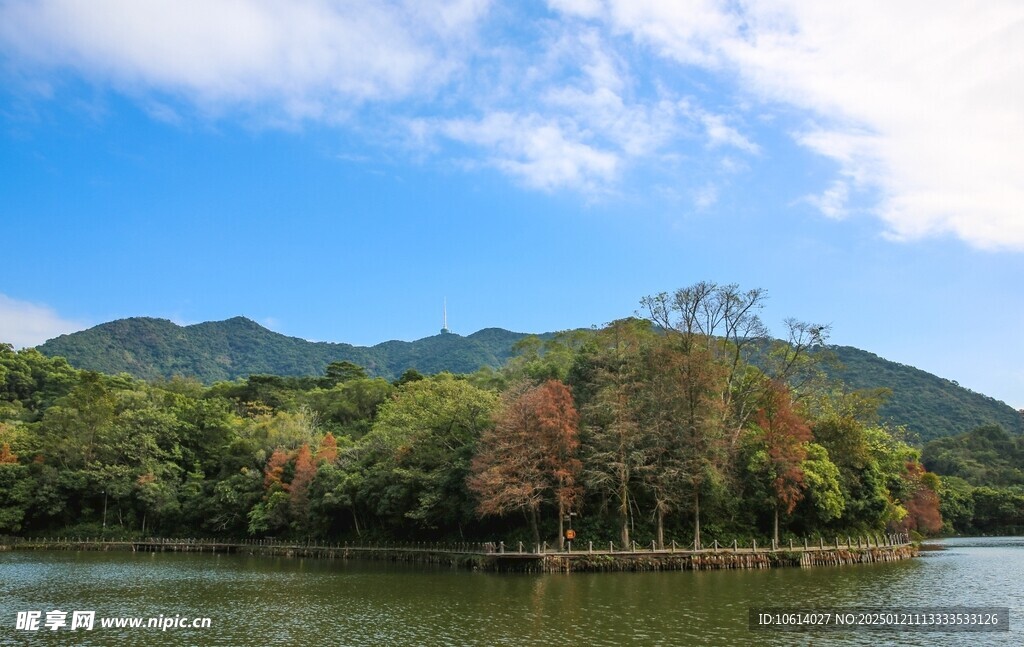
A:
[290,445,316,515]
[900,461,943,535]
[263,448,291,491]
[752,380,812,544]
[468,380,581,548]
[315,433,339,464]
[0,443,17,464]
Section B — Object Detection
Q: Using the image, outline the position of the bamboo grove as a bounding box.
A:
[0,283,944,546]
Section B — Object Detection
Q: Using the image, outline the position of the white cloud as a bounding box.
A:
[547,0,605,21]
[693,183,718,209]
[4,0,1020,250]
[0,0,488,119]
[436,112,619,191]
[677,98,759,154]
[0,294,87,348]
[594,0,1024,250]
[804,180,849,221]
[602,0,739,68]
[1,2,756,193]
[422,26,755,192]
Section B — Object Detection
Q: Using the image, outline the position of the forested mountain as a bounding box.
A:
[35,317,1022,442]
[7,283,1012,542]
[922,425,1024,487]
[921,426,1024,535]
[825,347,1023,442]
[37,317,539,383]
[2,312,943,543]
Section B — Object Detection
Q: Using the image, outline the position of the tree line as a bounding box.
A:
[0,283,944,546]
[923,424,1024,535]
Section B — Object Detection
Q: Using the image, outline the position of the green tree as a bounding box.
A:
[576,319,653,548]
[936,476,974,533]
[642,281,770,449]
[361,374,498,532]
[305,378,393,438]
[798,443,845,525]
[309,451,364,538]
[0,445,32,532]
[639,333,730,549]
[321,361,368,387]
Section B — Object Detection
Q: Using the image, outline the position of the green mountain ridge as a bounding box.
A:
[36,317,544,384]
[826,346,1022,441]
[35,316,1022,442]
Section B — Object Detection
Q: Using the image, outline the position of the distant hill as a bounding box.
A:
[826,346,1023,442]
[921,425,1024,487]
[35,317,1022,442]
[36,317,538,383]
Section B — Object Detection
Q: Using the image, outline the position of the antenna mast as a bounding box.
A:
[441,298,450,334]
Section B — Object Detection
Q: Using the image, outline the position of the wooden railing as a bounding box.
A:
[1,533,912,557]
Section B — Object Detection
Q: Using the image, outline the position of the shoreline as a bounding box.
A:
[0,537,918,573]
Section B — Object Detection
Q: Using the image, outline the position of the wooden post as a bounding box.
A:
[499,541,505,554]
[588,541,593,553]
[733,539,738,553]
[651,540,656,551]
[752,538,757,553]
[671,540,676,553]
[518,541,523,553]
[789,538,793,551]
[609,541,614,553]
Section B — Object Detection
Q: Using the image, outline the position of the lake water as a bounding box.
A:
[1,537,1020,646]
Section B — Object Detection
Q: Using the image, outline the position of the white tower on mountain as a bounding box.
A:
[440,298,450,334]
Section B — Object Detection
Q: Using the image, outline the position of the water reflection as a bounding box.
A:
[0,538,1020,646]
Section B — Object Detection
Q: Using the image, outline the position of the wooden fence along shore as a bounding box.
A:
[0,534,916,573]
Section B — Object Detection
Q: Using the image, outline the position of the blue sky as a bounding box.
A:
[1,0,1022,409]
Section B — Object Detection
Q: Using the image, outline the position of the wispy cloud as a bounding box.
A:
[0,0,488,120]
[693,183,719,210]
[585,0,1024,250]
[435,112,619,192]
[2,0,1021,250]
[677,98,759,154]
[804,180,850,221]
[418,26,753,193]
[0,294,87,348]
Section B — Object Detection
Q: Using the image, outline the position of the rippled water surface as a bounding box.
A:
[1,537,1021,646]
